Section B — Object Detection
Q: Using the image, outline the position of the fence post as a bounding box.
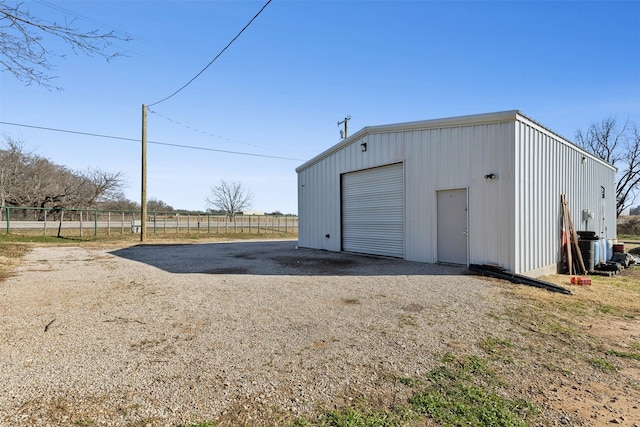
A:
[43,210,47,236]
[107,211,111,236]
[94,209,98,236]
[153,212,157,234]
[80,210,83,237]
[121,212,125,234]
[207,214,210,234]
[6,207,10,233]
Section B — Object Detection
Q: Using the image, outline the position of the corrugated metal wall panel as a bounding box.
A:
[513,117,616,275]
[297,154,341,251]
[341,163,404,257]
[402,121,516,267]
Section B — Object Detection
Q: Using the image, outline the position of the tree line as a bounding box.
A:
[0,136,124,215]
[0,136,291,219]
[0,136,178,216]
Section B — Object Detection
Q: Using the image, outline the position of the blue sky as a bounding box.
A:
[1,0,639,214]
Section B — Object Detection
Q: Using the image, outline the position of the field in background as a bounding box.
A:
[1,206,297,239]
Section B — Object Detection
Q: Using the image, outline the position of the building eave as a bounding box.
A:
[296,110,616,173]
[296,110,520,173]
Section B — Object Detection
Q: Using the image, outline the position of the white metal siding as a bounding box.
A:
[297,132,404,251]
[513,117,616,275]
[341,163,404,257]
[402,122,516,267]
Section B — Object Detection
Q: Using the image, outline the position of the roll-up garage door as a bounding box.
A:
[341,163,404,257]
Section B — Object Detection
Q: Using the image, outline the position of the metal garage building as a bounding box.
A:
[295,110,617,277]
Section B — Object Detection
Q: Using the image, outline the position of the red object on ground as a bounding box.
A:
[571,277,592,286]
[613,243,625,253]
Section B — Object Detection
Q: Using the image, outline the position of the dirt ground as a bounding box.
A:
[493,262,640,427]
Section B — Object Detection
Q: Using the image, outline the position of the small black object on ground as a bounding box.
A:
[469,264,572,295]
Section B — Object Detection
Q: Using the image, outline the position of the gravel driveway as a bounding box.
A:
[0,240,509,426]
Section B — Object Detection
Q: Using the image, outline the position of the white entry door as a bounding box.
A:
[437,188,468,265]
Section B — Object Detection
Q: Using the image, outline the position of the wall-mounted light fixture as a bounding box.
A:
[582,156,586,164]
[360,142,367,152]
[484,173,497,180]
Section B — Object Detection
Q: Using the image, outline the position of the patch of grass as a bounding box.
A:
[595,302,637,318]
[617,233,640,241]
[410,386,532,427]
[554,299,588,315]
[441,352,456,363]
[479,336,515,363]
[0,241,30,281]
[396,375,423,387]
[317,407,405,427]
[0,241,30,256]
[480,337,514,352]
[542,363,572,376]
[410,355,534,427]
[609,278,640,293]
[596,304,615,315]
[537,317,576,335]
[0,230,298,245]
[588,357,618,373]
[606,349,640,361]
[0,233,96,244]
[290,354,535,427]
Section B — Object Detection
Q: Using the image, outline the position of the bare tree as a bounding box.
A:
[0,136,34,208]
[147,198,174,213]
[0,135,125,211]
[77,168,124,206]
[98,196,139,212]
[576,118,640,217]
[206,180,253,217]
[0,1,131,88]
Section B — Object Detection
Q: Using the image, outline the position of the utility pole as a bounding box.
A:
[141,104,147,242]
[338,115,351,139]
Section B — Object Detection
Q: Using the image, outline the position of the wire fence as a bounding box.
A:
[0,206,298,237]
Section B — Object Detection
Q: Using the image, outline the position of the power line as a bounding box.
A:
[1,121,137,142]
[0,121,305,162]
[148,0,272,107]
[148,108,314,154]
